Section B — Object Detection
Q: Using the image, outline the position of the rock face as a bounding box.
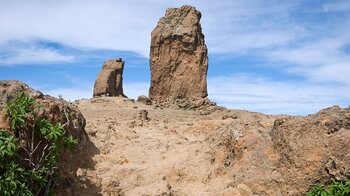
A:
[270,106,350,195]
[149,5,208,107]
[207,106,350,195]
[0,80,88,189]
[93,59,126,98]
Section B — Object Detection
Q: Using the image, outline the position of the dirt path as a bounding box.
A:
[66,97,276,196]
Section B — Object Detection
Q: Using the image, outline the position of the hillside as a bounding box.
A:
[54,96,349,195]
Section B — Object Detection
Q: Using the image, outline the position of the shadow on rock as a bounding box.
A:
[55,135,102,196]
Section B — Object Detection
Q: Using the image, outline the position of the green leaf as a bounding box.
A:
[320,191,327,196]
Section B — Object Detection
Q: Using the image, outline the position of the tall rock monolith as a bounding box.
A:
[93,59,126,98]
[149,5,209,108]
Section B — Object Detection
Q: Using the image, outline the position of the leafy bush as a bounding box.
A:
[6,91,35,131]
[0,130,16,166]
[0,91,78,195]
[307,181,350,196]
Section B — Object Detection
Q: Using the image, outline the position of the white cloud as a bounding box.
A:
[264,37,350,85]
[208,75,350,115]
[1,0,346,65]
[209,31,294,54]
[313,62,350,85]
[0,0,303,57]
[0,41,75,65]
[266,38,350,66]
[0,0,349,60]
[0,0,169,57]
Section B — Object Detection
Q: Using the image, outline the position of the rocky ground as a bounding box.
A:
[57,97,278,195]
[53,96,350,196]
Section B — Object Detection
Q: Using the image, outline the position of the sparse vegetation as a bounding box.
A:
[0,91,77,195]
[307,181,350,196]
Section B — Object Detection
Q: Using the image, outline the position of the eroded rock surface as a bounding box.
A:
[270,106,350,195]
[93,59,126,98]
[149,5,208,108]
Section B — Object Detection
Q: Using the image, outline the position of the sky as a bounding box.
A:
[1,0,350,115]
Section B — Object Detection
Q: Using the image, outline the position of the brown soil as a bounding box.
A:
[61,97,278,195]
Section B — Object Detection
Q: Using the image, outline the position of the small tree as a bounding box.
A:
[0,91,78,195]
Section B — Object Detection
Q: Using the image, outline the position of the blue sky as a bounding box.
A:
[1,0,350,115]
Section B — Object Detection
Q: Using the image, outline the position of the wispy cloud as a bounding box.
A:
[1,0,348,63]
[0,41,75,65]
[0,0,304,58]
[0,39,151,67]
[0,0,167,57]
[208,74,350,115]
[264,37,350,85]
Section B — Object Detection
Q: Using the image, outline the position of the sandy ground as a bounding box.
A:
[64,97,278,196]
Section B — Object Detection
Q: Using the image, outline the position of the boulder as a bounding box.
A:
[149,5,208,107]
[137,95,152,105]
[93,59,126,98]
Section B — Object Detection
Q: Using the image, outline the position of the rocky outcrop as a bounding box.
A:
[149,5,208,107]
[0,80,88,189]
[93,59,126,98]
[270,106,350,195]
[207,106,350,195]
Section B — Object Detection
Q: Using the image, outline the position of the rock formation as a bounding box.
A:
[270,106,350,194]
[206,105,350,195]
[149,5,208,107]
[93,59,126,98]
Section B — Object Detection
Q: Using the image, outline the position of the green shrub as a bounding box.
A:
[5,91,35,131]
[307,181,350,196]
[0,91,78,195]
[0,130,16,166]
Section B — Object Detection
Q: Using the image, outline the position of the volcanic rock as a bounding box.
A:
[149,5,208,107]
[93,59,126,98]
[270,105,350,194]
